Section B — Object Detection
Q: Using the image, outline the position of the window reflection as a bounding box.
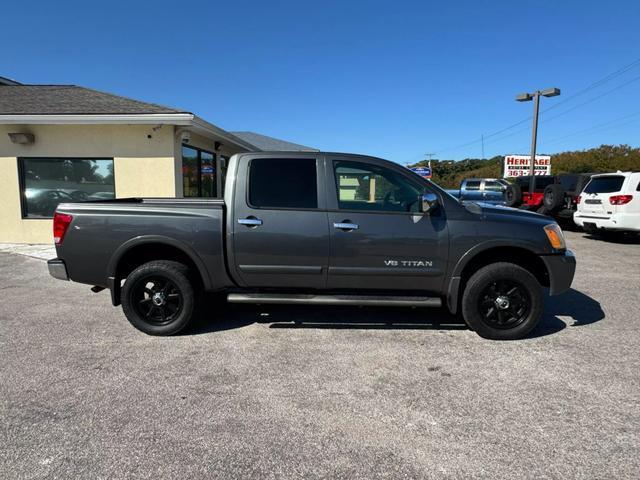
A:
[182,144,216,197]
[20,158,115,218]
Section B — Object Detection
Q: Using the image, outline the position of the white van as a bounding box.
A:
[574,171,640,233]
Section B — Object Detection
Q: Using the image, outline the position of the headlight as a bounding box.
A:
[544,223,566,250]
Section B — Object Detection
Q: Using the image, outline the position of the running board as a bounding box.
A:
[227,293,441,307]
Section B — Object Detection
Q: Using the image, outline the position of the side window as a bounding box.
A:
[334,161,423,213]
[636,180,640,192]
[249,158,317,209]
[484,180,503,192]
[465,180,481,191]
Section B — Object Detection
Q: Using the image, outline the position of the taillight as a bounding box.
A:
[576,195,581,204]
[609,195,633,205]
[53,213,73,245]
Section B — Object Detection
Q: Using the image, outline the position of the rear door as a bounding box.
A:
[231,155,329,288]
[325,157,448,293]
[580,175,626,217]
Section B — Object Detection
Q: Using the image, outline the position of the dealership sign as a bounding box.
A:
[503,155,551,178]
[410,166,432,179]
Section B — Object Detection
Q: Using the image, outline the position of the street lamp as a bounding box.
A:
[516,87,560,196]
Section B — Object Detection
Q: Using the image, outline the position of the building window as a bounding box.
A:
[182,145,217,197]
[19,158,115,218]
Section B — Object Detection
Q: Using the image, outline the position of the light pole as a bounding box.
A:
[516,87,560,196]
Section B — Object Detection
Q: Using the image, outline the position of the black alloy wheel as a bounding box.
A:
[461,262,543,340]
[121,260,196,335]
[132,275,184,325]
[477,279,531,329]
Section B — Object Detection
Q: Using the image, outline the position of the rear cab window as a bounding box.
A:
[465,180,481,191]
[584,176,625,194]
[248,158,318,209]
[558,175,578,192]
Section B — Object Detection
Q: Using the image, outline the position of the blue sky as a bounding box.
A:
[2,0,639,163]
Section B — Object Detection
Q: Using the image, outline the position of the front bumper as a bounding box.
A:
[540,250,576,295]
[47,258,69,281]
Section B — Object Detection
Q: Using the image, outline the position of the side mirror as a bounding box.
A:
[420,192,439,214]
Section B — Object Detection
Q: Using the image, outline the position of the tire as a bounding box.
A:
[505,184,522,207]
[536,206,548,215]
[461,263,543,340]
[121,260,196,335]
[543,184,565,211]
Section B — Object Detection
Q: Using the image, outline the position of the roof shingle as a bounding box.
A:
[0,85,187,115]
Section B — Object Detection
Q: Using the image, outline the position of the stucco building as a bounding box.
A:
[0,77,315,243]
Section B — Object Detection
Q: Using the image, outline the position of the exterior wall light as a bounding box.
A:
[8,133,35,145]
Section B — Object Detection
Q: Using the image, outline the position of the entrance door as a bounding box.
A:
[232,156,329,289]
[326,158,448,293]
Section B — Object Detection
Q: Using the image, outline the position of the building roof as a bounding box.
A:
[0,85,187,115]
[231,131,318,152]
[0,76,22,86]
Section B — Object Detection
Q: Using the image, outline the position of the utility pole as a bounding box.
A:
[481,134,485,160]
[516,88,561,195]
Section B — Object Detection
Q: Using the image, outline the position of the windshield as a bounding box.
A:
[584,176,625,194]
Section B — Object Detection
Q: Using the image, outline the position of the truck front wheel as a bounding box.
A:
[121,260,196,335]
[461,263,543,340]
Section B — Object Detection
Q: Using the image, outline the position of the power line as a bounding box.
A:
[431,72,640,157]
[539,74,640,124]
[540,110,640,147]
[428,56,640,157]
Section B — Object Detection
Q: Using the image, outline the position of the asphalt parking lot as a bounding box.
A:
[1,231,639,479]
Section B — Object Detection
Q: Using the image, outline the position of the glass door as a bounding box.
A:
[182,144,217,197]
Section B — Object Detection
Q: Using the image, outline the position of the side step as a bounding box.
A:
[227,293,441,308]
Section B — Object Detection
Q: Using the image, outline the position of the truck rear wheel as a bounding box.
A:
[505,184,522,207]
[461,262,543,340]
[121,260,196,335]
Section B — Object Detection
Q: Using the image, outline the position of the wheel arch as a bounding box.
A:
[107,236,211,306]
[446,244,550,314]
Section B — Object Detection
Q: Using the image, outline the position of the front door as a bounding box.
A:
[232,155,329,289]
[326,158,449,293]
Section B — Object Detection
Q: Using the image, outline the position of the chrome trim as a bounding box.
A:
[238,218,263,226]
[333,222,359,230]
[227,293,441,307]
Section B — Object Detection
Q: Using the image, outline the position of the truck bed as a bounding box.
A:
[54,197,228,291]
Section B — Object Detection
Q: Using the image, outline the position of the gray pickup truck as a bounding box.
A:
[48,152,576,340]
[446,178,509,205]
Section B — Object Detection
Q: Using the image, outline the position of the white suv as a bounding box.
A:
[574,171,640,233]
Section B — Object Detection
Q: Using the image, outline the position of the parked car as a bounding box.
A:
[24,188,74,217]
[505,174,595,221]
[48,152,576,340]
[446,178,508,205]
[574,171,640,235]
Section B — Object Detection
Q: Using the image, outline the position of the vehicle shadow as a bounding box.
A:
[529,288,605,338]
[582,232,640,245]
[185,288,604,338]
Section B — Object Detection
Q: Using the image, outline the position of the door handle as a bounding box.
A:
[238,217,263,227]
[333,222,359,231]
